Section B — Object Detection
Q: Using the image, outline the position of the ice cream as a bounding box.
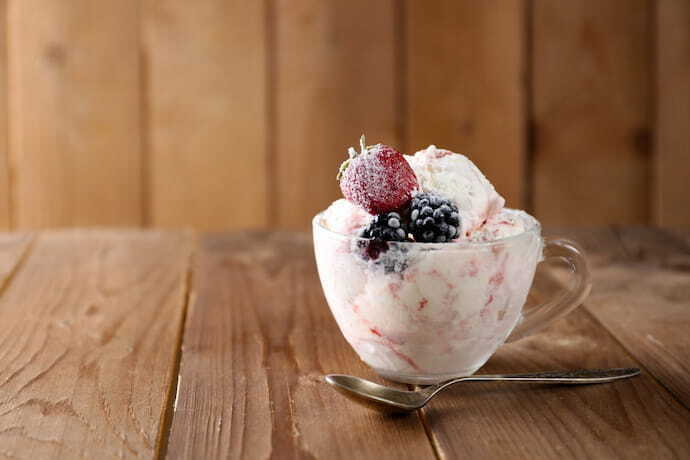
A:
[321,198,371,236]
[405,145,505,237]
[467,208,527,243]
[314,140,543,383]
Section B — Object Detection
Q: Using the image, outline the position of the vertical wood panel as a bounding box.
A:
[0,0,10,229]
[532,1,652,226]
[406,0,526,208]
[8,0,142,229]
[144,0,267,230]
[655,0,690,228]
[273,0,399,229]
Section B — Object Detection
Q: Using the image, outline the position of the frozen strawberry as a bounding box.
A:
[337,136,418,214]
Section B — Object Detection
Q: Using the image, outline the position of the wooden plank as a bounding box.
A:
[654,0,690,228]
[573,228,690,409]
[586,264,690,410]
[420,301,690,458]
[548,227,690,408]
[532,1,652,226]
[7,1,142,228]
[143,0,268,230]
[406,0,526,208]
[273,0,399,229]
[546,227,690,408]
[0,230,192,458]
[167,233,436,459]
[544,227,690,410]
[0,1,10,229]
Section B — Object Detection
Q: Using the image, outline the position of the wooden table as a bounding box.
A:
[0,228,688,459]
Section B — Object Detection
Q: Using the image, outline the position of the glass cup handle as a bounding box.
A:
[506,238,592,342]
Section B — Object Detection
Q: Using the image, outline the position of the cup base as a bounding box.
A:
[374,365,483,384]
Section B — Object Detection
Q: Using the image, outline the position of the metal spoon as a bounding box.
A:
[325,367,640,412]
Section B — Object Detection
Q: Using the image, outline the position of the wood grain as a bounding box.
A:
[0,230,191,458]
[7,0,143,229]
[573,228,690,409]
[273,0,399,229]
[548,227,690,406]
[532,0,652,226]
[143,0,268,230]
[0,233,32,291]
[0,1,10,229]
[654,0,690,228]
[167,233,436,459]
[406,0,526,208]
[420,292,690,458]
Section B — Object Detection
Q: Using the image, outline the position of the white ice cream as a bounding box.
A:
[314,212,542,383]
[468,209,527,243]
[406,146,505,236]
[321,198,371,236]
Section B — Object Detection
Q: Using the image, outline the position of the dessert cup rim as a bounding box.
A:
[312,208,541,249]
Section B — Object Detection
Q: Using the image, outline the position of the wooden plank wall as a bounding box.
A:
[406,0,526,209]
[143,0,268,229]
[0,0,9,229]
[273,0,400,230]
[654,0,690,227]
[0,0,687,230]
[8,0,143,228]
[532,0,652,226]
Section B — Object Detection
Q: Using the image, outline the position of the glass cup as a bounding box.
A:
[313,210,591,384]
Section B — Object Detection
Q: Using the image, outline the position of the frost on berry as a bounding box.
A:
[339,140,418,215]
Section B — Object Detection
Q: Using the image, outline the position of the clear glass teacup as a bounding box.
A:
[313,210,591,384]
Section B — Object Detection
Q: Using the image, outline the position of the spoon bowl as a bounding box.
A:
[326,374,423,412]
[326,367,641,413]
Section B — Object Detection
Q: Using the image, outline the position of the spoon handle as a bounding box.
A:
[428,367,640,396]
[462,367,640,384]
[457,367,640,384]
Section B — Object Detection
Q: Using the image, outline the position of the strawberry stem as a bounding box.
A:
[337,134,367,181]
[336,159,351,181]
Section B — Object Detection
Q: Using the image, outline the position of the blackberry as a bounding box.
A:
[409,193,460,242]
[358,211,410,273]
[361,212,408,242]
[357,239,409,274]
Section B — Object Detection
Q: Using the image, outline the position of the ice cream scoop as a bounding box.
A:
[406,145,505,236]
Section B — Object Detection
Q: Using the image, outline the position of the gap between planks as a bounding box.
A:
[416,402,443,460]
[156,234,197,460]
